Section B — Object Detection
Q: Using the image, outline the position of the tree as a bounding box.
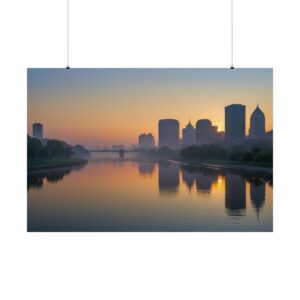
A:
[46,139,73,158]
[27,135,43,159]
[39,146,50,158]
[241,152,254,162]
[158,146,172,155]
[252,147,261,154]
[254,151,272,164]
[181,145,198,158]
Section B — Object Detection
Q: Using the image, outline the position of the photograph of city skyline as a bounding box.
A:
[27,68,273,232]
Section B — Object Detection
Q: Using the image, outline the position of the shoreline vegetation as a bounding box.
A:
[171,158,272,174]
[27,135,272,173]
[142,143,273,173]
[28,157,88,172]
[27,135,89,172]
[180,144,272,167]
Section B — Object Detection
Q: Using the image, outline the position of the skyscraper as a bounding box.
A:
[32,123,43,140]
[196,119,213,145]
[158,119,179,149]
[138,133,155,149]
[182,121,196,146]
[249,105,265,138]
[225,104,246,140]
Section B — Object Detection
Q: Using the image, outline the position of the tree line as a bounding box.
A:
[180,144,272,165]
[28,136,73,159]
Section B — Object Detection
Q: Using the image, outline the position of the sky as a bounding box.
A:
[27,68,273,148]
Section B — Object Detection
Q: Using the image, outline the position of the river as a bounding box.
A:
[27,152,273,231]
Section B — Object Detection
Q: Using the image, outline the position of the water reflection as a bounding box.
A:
[27,153,272,231]
[158,161,179,194]
[181,165,218,193]
[182,167,195,191]
[27,164,86,190]
[195,173,218,193]
[225,174,246,216]
[250,180,266,219]
[138,161,155,176]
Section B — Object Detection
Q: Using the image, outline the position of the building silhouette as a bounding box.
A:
[158,119,179,149]
[265,130,273,140]
[212,126,218,135]
[182,121,196,146]
[225,104,246,140]
[138,133,155,149]
[225,174,246,216]
[249,105,265,138]
[196,119,213,145]
[32,123,43,140]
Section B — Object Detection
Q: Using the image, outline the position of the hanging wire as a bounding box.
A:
[66,0,70,69]
[230,0,234,69]
[65,0,234,69]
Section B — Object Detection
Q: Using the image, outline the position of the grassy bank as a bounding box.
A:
[28,157,88,171]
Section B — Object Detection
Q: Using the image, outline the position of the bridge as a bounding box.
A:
[89,149,138,153]
[89,149,139,158]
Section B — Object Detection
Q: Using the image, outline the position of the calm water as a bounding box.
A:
[27,152,273,232]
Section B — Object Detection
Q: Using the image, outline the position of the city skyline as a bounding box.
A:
[28,68,273,148]
[29,103,272,149]
[31,104,271,150]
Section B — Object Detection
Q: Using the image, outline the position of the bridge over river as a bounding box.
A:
[89,149,138,158]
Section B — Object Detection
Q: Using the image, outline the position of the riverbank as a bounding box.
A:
[28,157,88,172]
[171,158,272,174]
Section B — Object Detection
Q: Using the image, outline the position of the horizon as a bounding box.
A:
[27,68,273,148]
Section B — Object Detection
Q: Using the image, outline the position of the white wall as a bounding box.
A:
[0,1,299,299]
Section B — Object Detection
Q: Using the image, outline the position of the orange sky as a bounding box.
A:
[28,68,273,148]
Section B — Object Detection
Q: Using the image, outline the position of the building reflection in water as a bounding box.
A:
[195,173,217,193]
[225,174,246,216]
[181,165,217,193]
[158,161,179,194]
[138,161,155,176]
[181,166,195,191]
[250,179,266,220]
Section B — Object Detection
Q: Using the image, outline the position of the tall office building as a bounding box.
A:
[249,105,265,138]
[182,121,196,146]
[32,123,43,140]
[225,104,246,140]
[158,119,179,149]
[196,119,213,145]
[212,126,218,134]
[138,133,155,149]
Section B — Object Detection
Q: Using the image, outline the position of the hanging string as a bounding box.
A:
[66,0,70,69]
[230,0,234,69]
[65,1,234,69]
